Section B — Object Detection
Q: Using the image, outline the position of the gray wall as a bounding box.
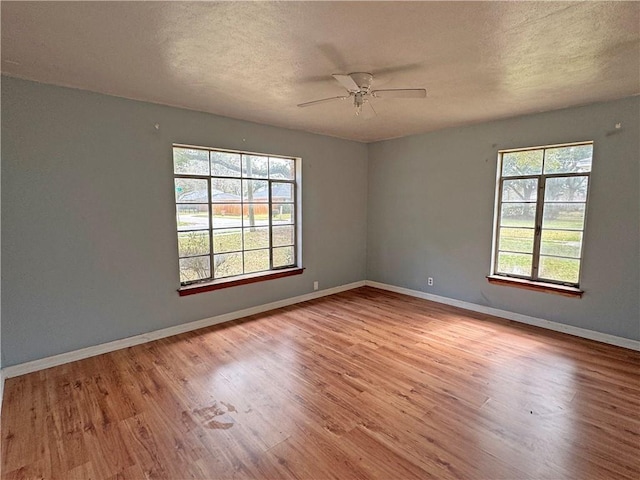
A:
[2,77,638,368]
[368,96,640,341]
[1,77,368,366]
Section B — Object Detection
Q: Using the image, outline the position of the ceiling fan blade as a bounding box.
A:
[297,96,349,108]
[373,63,423,77]
[332,74,360,92]
[372,88,427,99]
[360,101,377,120]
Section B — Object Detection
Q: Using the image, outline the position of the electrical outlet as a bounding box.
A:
[313,281,319,291]
[428,277,434,286]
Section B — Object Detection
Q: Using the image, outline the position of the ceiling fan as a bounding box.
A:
[297,72,426,118]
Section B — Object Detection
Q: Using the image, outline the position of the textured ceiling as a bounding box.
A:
[2,1,639,142]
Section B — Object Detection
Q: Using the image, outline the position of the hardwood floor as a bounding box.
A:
[2,286,639,479]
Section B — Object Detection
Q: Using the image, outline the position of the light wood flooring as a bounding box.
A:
[2,286,639,479]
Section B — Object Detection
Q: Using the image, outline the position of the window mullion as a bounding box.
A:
[207,175,213,281]
[531,176,545,280]
[493,175,506,275]
[241,155,246,275]
[293,177,298,266]
[268,180,273,270]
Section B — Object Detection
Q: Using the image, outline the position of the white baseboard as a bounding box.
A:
[2,278,637,384]
[365,280,640,352]
[1,281,366,380]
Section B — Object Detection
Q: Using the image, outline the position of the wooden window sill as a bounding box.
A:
[486,275,583,298]
[179,267,304,296]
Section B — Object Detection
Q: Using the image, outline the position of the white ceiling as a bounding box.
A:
[2,1,639,143]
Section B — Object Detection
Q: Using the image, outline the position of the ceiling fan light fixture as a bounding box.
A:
[354,92,364,116]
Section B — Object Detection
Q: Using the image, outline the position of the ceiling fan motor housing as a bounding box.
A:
[350,72,373,92]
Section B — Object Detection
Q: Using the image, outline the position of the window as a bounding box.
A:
[173,145,300,291]
[490,142,593,292]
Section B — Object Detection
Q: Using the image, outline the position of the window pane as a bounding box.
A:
[242,155,269,178]
[497,252,532,276]
[174,148,209,175]
[244,249,269,273]
[499,203,536,228]
[212,204,242,228]
[178,231,210,258]
[274,246,295,268]
[541,230,582,258]
[498,227,534,253]
[539,256,580,284]
[272,203,294,225]
[213,229,242,254]
[211,151,241,177]
[179,256,210,283]
[269,157,295,180]
[502,178,537,202]
[542,203,586,230]
[214,252,243,278]
[272,182,294,203]
[175,178,208,203]
[544,144,592,174]
[211,178,241,203]
[243,180,269,202]
[243,227,270,250]
[243,204,270,227]
[544,176,589,203]
[176,204,209,231]
[273,225,294,247]
[502,150,543,177]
